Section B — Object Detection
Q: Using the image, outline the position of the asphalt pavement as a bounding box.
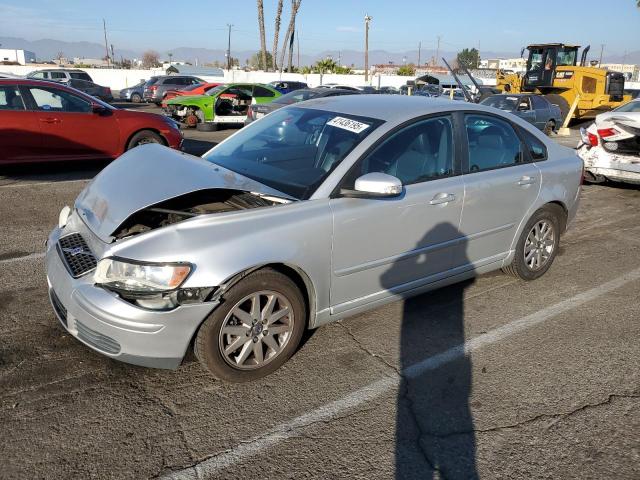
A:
[0,103,638,479]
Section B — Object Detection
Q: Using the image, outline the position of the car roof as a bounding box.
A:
[295,94,490,122]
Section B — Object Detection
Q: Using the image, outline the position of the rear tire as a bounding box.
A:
[543,120,555,136]
[130,93,142,103]
[502,205,562,281]
[126,130,164,150]
[195,269,306,382]
[196,122,218,132]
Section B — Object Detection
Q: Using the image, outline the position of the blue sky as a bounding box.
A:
[1,0,639,57]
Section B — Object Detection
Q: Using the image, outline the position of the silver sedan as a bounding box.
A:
[46,95,583,382]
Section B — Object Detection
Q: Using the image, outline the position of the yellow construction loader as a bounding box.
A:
[496,43,631,122]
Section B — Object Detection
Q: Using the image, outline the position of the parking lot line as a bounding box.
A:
[0,179,90,188]
[0,252,46,265]
[161,266,640,480]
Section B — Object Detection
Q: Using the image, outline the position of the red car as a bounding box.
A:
[0,79,183,164]
[161,82,223,108]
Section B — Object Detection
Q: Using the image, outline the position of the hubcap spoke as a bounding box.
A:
[235,341,253,366]
[524,220,555,271]
[232,308,253,328]
[263,334,280,353]
[268,307,290,325]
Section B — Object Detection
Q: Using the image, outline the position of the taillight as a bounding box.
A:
[597,128,618,139]
[587,131,599,147]
[150,85,158,92]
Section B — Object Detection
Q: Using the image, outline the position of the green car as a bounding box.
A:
[165,83,281,131]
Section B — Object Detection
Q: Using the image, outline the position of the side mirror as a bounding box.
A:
[341,172,403,198]
[517,102,529,111]
[91,103,106,113]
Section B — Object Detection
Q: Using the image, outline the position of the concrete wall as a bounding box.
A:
[3,64,639,91]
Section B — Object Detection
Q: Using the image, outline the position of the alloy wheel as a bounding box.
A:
[524,220,555,271]
[218,290,295,370]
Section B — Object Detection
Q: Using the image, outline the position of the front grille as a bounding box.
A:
[49,289,68,327]
[75,320,121,354]
[57,233,97,278]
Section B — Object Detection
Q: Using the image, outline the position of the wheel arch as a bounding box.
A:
[544,200,568,233]
[124,128,167,151]
[214,263,317,330]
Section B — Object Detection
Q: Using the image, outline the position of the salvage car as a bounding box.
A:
[0,79,182,164]
[578,98,640,184]
[45,95,582,382]
[245,87,360,125]
[481,94,563,135]
[165,83,281,131]
[161,82,223,108]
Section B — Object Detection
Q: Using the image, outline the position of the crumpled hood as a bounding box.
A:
[75,144,292,243]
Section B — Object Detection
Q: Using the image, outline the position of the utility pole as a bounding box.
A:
[338,50,341,67]
[226,24,233,70]
[477,40,480,68]
[364,14,372,82]
[110,44,115,66]
[417,41,421,67]
[435,35,441,66]
[598,44,605,67]
[296,30,300,69]
[102,19,110,67]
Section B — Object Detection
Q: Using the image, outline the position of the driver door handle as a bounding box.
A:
[429,193,456,205]
[40,117,61,124]
[517,176,536,186]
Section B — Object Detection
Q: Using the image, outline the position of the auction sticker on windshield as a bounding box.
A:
[327,116,370,133]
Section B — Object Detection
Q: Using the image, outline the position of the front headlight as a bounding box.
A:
[94,258,192,293]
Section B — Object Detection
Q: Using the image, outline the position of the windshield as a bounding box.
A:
[614,100,640,113]
[273,89,318,104]
[481,95,519,111]
[184,83,202,92]
[556,48,577,67]
[202,107,383,199]
[206,85,228,96]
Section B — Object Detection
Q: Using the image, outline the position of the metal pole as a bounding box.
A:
[598,44,605,67]
[364,15,372,82]
[227,24,233,70]
[435,35,441,66]
[103,19,110,67]
[418,41,421,67]
[297,30,300,69]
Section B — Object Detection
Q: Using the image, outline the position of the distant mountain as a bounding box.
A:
[2,36,638,67]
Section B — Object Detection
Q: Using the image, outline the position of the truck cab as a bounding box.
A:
[523,44,579,90]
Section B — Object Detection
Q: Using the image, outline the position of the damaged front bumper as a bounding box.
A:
[45,216,218,370]
[578,145,640,185]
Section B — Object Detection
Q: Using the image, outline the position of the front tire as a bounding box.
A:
[130,93,142,103]
[543,120,555,136]
[503,206,561,280]
[195,269,306,382]
[126,130,164,150]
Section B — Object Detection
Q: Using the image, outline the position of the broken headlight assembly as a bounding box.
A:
[94,258,214,310]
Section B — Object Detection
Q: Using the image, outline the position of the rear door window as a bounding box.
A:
[0,85,26,110]
[31,71,48,79]
[520,129,547,161]
[531,95,548,109]
[69,72,92,81]
[50,72,67,80]
[465,114,524,172]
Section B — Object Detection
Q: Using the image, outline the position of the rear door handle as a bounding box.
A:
[40,117,61,124]
[429,193,456,205]
[517,176,536,186]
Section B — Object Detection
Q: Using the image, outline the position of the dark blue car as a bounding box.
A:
[268,80,308,94]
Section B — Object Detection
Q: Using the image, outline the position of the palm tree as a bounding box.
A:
[271,0,284,71]
[279,0,302,73]
[315,58,338,74]
[257,0,267,70]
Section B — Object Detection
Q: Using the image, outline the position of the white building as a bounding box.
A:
[601,63,639,81]
[479,58,527,73]
[0,48,36,65]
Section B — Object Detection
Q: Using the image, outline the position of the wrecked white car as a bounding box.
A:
[578,99,640,184]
